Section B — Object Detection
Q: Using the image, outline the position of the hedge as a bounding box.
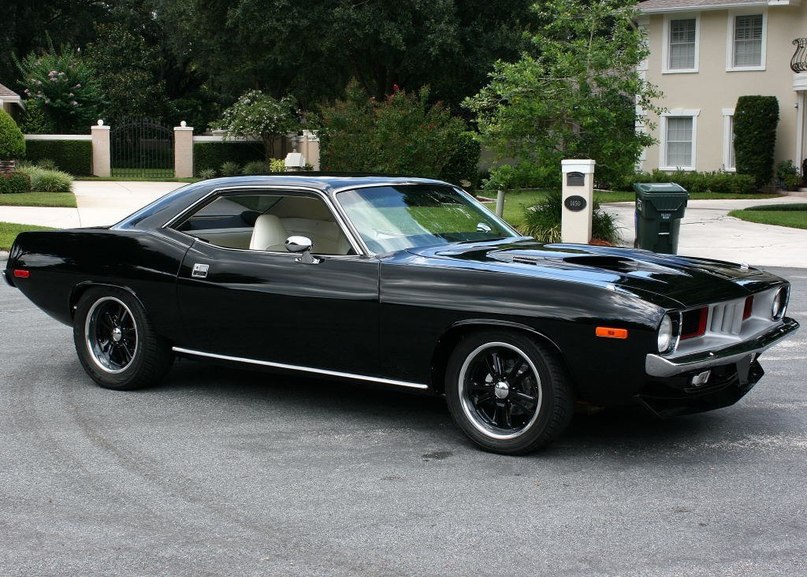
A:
[194,142,265,175]
[25,140,92,176]
[734,96,779,189]
[0,172,32,194]
[618,169,757,194]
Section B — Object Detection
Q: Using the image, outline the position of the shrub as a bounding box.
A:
[242,161,268,175]
[522,189,621,244]
[193,141,264,175]
[197,168,217,180]
[483,163,562,192]
[319,81,472,180]
[0,109,25,160]
[35,158,58,171]
[219,161,241,176]
[0,172,32,194]
[618,170,756,195]
[16,165,73,192]
[776,160,800,190]
[269,158,286,173]
[734,96,779,189]
[24,140,92,176]
[439,132,481,188]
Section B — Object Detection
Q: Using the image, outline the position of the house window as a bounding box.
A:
[668,18,697,71]
[661,111,699,170]
[728,13,766,70]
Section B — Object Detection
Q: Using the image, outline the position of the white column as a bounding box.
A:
[91,120,111,177]
[174,122,194,178]
[561,159,596,244]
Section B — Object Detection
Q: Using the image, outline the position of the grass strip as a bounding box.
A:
[0,192,77,208]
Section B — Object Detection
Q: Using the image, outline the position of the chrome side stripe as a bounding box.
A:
[171,347,430,390]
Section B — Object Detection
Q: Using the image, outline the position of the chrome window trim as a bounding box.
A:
[172,346,429,390]
[162,185,367,256]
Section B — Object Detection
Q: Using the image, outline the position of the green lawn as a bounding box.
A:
[728,204,807,230]
[0,222,54,251]
[0,192,77,208]
[482,189,779,229]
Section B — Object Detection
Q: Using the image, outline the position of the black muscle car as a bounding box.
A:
[3,176,799,454]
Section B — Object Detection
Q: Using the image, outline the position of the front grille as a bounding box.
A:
[709,299,744,336]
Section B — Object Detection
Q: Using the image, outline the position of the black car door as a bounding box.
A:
[175,243,381,376]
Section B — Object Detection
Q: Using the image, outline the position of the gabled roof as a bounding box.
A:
[639,0,799,14]
[0,83,21,99]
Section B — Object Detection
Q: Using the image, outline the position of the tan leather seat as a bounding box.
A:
[249,214,289,251]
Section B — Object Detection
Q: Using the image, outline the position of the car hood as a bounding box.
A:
[406,239,783,308]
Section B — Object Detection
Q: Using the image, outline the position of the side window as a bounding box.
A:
[174,191,353,255]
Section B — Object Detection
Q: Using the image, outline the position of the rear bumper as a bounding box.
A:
[645,317,799,378]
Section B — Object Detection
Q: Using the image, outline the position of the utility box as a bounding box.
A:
[633,182,689,254]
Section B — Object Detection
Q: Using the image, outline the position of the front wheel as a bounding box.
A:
[73,287,173,390]
[445,331,573,454]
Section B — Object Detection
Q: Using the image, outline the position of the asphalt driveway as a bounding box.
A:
[0,264,805,576]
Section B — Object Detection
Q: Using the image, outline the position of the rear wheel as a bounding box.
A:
[445,331,573,454]
[73,287,173,390]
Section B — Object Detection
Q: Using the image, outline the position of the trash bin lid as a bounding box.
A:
[633,182,688,194]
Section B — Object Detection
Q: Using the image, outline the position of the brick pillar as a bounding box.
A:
[301,130,320,170]
[91,120,111,177]
[174,121,194,178]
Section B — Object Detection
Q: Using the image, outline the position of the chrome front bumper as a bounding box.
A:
[645,317,800,378]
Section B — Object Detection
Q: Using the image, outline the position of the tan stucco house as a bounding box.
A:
[638,0,807,174]
[0,83,24,119]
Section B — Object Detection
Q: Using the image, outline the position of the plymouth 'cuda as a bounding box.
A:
[3,176,799,454]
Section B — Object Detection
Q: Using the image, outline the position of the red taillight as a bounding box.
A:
[12,269,30,279]
[743,296,754,320]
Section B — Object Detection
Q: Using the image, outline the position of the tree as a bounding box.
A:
[734,96,779,189]
[465,0,661,188]
[154,0,531,111]
[216,90,301,162]
[17,45,105,134]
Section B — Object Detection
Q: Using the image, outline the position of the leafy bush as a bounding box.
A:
[734,96,779,189]
[35,158,58,171]
[618,170,756,195]
[439,132,481,188]
[776,160,800,190]
[483,163,562,192]
[17,45,105,134]
[216,90,300,161]
[269,158,286,173]
[197,168,217,180]
[0,172,32,194]
[0,109,25,160]
[193,142,264,175]
[319,81,474,182]
[24,140,92,175]
[242,161,268,175]
[16,165,73,192]
[219,161,241,177]
[522,190,621,244]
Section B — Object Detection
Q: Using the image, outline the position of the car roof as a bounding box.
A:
[114,174,451,231]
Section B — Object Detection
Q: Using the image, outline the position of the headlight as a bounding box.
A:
[771,286,789,320]
[657,314,675,353]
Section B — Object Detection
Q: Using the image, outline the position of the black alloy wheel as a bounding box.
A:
[445,331,573,454]
[73,287,173,390]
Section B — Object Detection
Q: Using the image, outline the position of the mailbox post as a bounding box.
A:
[561,159,595,244]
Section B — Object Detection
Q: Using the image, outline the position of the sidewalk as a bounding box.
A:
[1,181,805,268]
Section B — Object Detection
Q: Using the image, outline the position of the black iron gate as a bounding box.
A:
[111,117,174,178]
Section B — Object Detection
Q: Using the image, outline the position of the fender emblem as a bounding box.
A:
[191,263,209,278]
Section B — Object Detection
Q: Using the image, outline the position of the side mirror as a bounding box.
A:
[285,235,320,264]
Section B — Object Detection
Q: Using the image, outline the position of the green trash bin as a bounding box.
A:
[633,182,689,254]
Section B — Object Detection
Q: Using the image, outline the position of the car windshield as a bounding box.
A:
[337,184,517,253]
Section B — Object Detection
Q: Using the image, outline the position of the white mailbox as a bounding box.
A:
[561,159,595,244]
